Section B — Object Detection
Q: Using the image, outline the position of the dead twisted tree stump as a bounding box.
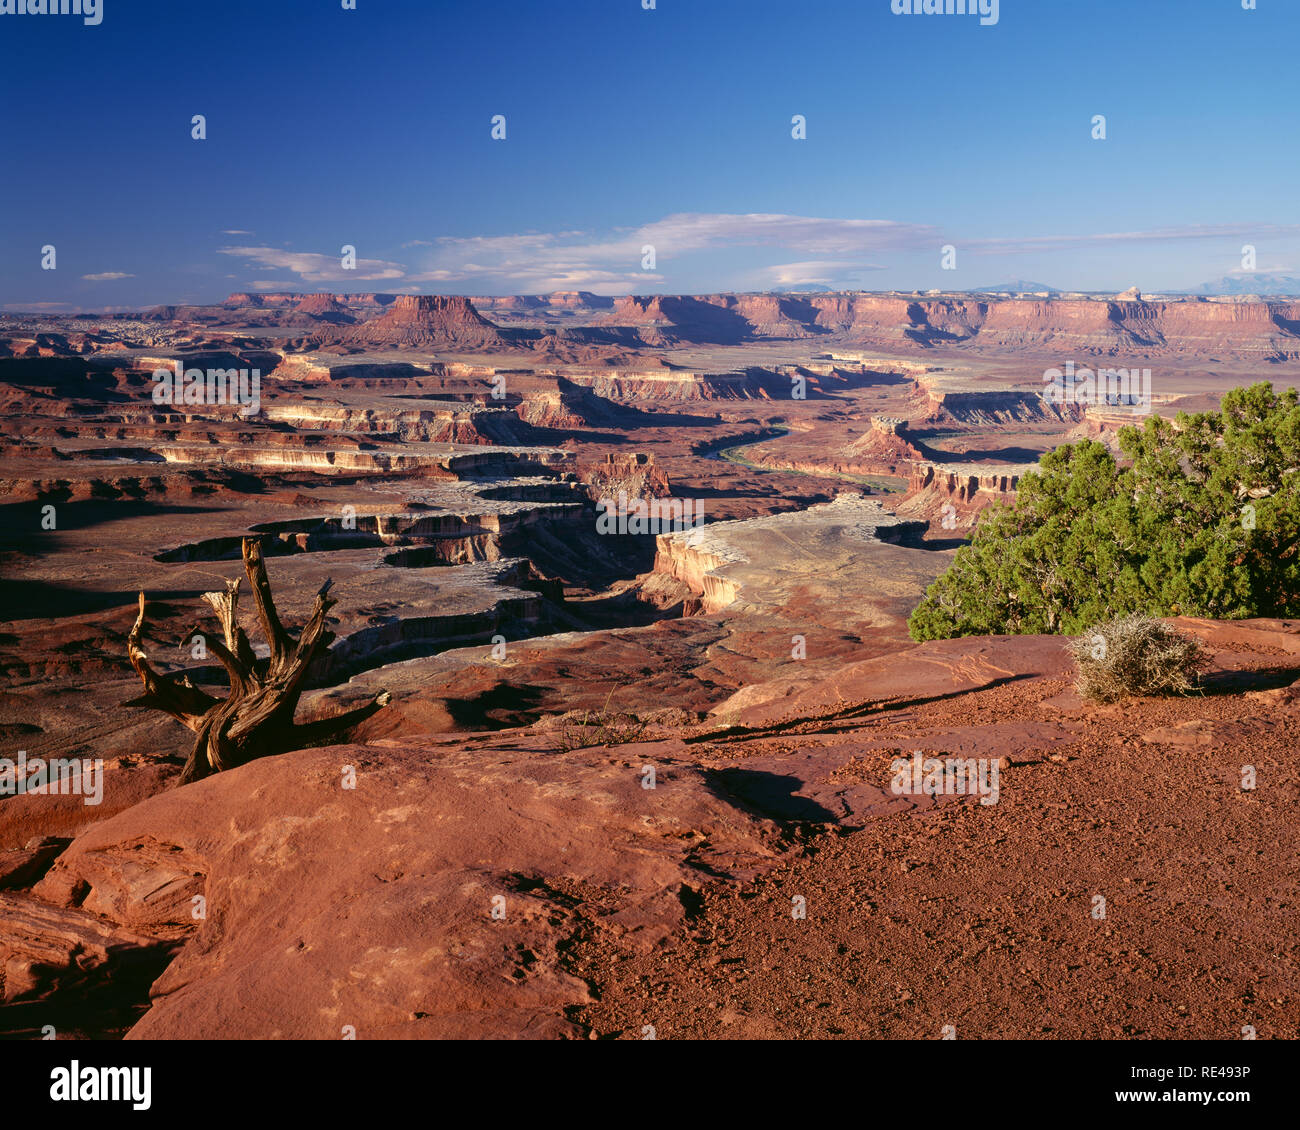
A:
[127,537,390,785]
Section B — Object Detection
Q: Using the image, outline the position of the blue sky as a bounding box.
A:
[2,0,1297,310]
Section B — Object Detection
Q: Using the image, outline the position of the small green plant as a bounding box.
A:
[549,688,648,753]
[1069,614,1206,703]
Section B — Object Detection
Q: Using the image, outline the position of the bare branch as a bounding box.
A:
[242,537,293,674]
[201,578,260,675]
[290,690,391,749]
[183,626,254,699]
[125,593,219,731]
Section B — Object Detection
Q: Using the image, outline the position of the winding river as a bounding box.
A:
[703,427,905,494]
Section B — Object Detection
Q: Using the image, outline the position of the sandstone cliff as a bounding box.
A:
[338,295,511,351]
[587,293,1300,359]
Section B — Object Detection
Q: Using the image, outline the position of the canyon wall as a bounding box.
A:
[103,291,1300,361]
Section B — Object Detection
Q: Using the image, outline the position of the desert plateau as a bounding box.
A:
[2,284,1297,1045]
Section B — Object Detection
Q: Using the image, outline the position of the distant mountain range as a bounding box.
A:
[969,275,1300,298]
[1184,273,1300,297]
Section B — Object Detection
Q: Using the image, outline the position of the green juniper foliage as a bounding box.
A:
[908,383,1300,640]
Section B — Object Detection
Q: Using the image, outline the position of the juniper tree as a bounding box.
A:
[127,537,390,783]
[909,382,1300,640]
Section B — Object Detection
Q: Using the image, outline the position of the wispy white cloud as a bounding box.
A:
[406,213,932,292]
[218,246,406,283]
[81,271,134,281]
[968,223,1300,256]
[1225,264,1295,275]
[213,217,1300,296]
[755,260,887,287]
[632,213,935,256]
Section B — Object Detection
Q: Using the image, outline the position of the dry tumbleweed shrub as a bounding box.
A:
[1070,614,1207,703]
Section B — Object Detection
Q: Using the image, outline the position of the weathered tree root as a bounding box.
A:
[126,536,390,785]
